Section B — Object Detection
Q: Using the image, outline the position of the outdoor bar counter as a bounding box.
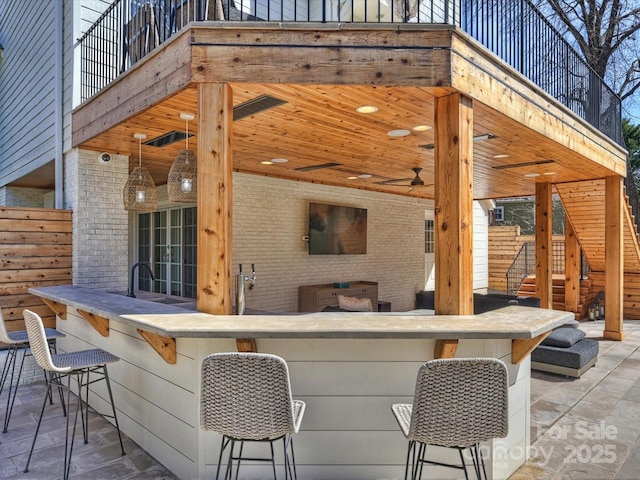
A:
[30,285,573,480]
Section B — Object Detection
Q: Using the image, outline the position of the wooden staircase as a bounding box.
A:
[517,274,594,320]
[503,179,640,321]
[555,179,640,274]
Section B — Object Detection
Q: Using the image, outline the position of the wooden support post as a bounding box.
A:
[604,176,624,341]
[433,93,473,360]
[196,83,256,352]
[564,216,580,314]
[433,92,474,317]
[535,182,553,309]
[197,82,234,316]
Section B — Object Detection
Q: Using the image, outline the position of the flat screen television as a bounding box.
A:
[308,202,367,254]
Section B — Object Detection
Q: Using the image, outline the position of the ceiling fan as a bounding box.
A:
[377,167,431,191]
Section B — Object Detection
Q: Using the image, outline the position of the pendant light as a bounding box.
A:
[123,133,157,212]
[168,112,197,203]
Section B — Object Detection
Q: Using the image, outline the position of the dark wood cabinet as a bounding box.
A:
[298,281,378,312]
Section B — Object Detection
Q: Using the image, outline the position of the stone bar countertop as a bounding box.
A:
[30,285,574,340]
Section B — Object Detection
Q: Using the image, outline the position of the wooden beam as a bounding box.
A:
[434,339,458,359]
[197,82,233,315]
[72,33,193,146]
[564,216,580,313]
[42,299,66,320]
[137,329,177,364]
[76,309,109,337]
[535,182,553,309]
[604,175,624,341]
[511,331,551,365]
[434,93,474,315]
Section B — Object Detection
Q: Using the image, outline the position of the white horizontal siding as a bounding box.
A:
[0,0,57,186]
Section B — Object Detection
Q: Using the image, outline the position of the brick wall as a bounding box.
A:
[231,173,431,312]
[66,148,129,291]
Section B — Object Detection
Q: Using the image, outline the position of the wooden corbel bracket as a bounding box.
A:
[511,331,551,365]
[434,339,458,359]
[236,338,257,352]
[137,329,177,364]
[77,309,109,337]
[42,299,67,320]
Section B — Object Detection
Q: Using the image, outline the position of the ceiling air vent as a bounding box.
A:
[492,159,555,170]
[234,95,287,121]
[295,162,342,172]
[144,131,193,148]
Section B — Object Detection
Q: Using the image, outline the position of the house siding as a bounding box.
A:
[0,0,57,187]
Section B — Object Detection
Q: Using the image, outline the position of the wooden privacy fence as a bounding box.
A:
[0,207,72,334]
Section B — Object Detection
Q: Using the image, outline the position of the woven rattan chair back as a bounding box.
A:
[408,357,508,448]
[201,352,298,440]
[23,309,71,374]
[0,308,15,344]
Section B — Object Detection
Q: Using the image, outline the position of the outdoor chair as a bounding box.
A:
[121,3,160,72]
[391,358,509,480]
[200,352,306,480]
[22,309,125,480]
[0,308,64,433]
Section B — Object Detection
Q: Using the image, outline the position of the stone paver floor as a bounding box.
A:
[2,319,640,479]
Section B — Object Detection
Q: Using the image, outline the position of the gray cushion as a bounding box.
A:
[532,339,599,369]
[541,328,585,348]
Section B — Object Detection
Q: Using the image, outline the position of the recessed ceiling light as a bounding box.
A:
[493,154,509,159]
[271,158,288,163]
[356,105,379,113]
[358,174,372,179]
[261,161,273,165]
[347,176,358,180]
[524,173,541,178]
[412,125,432,132]
[387,129,410,137]
[543,172,556,176]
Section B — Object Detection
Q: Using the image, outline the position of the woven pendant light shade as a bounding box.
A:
[123,133,157,212]
[168,112,197,203]
[168,149,197,203]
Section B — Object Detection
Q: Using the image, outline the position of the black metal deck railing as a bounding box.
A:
[78,0,621,144]
[505,240,590,295]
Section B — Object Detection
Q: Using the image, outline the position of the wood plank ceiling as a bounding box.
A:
[69,82,617,201]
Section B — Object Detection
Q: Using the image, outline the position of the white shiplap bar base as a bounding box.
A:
[56,312,528,480]
[31,286,572,480]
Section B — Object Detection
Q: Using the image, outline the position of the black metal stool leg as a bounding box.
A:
[103,366,126,455]
[25,371,55,473]
[0,344,16,395]
[2,345,22,433]
[458,448,470,480]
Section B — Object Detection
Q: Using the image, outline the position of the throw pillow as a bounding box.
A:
[541,328,586,348]
[338,295,373,312]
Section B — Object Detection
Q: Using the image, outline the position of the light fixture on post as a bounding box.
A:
[168,112,197,203]
[123,133,157,212]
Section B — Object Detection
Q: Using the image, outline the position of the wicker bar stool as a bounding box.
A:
[200,352,306,480]
[22,309,125,480]
[0,308,65,433]
[391,358,509,480]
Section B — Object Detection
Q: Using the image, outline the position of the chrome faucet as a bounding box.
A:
[235,264,256,315]
[128,262,155,298]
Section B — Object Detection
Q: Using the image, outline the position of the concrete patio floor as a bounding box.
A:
[1,319,640,479]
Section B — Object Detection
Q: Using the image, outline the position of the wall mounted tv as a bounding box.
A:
[308,202,367,255]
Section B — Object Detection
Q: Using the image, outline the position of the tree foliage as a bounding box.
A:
[624,118,640,179]
[537,0,640,110]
